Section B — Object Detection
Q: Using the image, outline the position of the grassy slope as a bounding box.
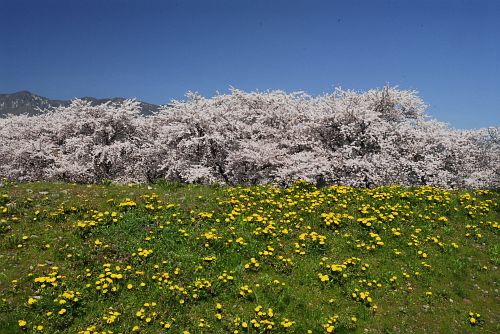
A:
[0,181,498,334]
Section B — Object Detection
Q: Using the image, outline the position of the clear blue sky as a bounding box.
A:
[1,0,499,128]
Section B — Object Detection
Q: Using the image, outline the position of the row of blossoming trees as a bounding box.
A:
[0,87,498,188]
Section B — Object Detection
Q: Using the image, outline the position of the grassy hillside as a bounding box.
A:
[0,181,498,333]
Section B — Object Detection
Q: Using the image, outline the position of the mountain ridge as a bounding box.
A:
[0,91,160,116]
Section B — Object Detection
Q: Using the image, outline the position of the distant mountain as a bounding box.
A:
[0,91,67,116]
[0,91,160,117]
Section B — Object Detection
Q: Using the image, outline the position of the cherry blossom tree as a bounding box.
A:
[0,87,497,188]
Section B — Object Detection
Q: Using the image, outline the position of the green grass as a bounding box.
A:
[0,180,498,333]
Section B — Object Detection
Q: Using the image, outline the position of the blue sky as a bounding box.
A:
[1,0,499,128]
